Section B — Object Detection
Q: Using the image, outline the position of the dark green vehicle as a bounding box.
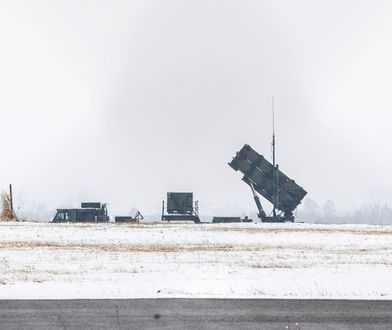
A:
[52,202,109,223]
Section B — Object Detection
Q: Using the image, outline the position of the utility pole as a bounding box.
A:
[9,184,14,219]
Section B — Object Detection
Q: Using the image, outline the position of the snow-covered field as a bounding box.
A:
[0,222,391,299]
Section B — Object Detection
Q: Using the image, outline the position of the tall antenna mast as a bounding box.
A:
[272,96,275,168]
[272,96,277,218]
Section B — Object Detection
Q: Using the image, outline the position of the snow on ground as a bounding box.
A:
[0,222,391,299]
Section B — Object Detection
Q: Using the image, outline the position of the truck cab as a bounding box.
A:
[52,202,109,223]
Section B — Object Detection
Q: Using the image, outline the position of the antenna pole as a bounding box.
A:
[9,184,14,219]
[272,96,275,168]
[272,97,277,218]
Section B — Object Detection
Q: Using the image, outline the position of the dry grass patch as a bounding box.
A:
[2,240,391,255]
[0,241,238,253]
[0,192,17,221]
[205,224,392,236]
[249,262,292,269]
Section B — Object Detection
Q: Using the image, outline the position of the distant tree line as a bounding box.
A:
[297,198,392,225]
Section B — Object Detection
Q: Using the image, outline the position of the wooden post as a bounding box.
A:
[9,184,14,219]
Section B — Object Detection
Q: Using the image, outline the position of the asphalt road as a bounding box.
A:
[0,299,391,330]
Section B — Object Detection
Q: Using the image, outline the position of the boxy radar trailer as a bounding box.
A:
[229,144,307,222]
[52,202,109,223]
[161,192,200,223]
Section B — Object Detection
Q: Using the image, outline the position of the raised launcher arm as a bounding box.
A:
[229,144,307,222]
[250,183,266,219]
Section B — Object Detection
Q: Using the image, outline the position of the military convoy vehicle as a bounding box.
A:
[52,202,109,223]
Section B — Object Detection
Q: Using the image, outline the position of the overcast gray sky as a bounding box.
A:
[1,0,392,219]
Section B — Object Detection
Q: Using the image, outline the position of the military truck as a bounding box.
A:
[52,202,109,223]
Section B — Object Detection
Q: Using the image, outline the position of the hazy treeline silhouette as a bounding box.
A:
[298,199,392,225]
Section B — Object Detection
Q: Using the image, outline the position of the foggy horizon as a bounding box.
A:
[1,1,392,222]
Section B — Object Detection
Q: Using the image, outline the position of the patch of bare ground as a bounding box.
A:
[1,241,391,258]
[204,225,392,235]
[0,241,316,252]
[0,241,239,252]
[249,263,292,269]
[2,222,391,236]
